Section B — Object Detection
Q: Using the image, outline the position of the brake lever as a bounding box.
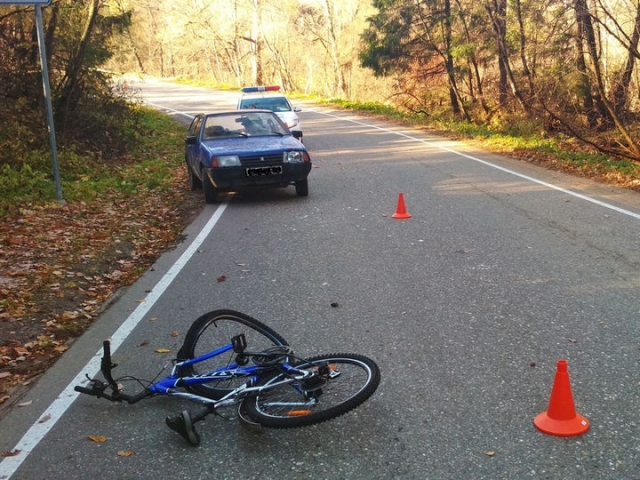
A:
[101,340,120,392]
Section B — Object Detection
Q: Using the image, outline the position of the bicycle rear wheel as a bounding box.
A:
[177,309,288,400]
[241,353,380,428]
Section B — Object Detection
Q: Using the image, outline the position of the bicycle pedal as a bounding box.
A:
[165,410,200,446]
[300,376,326,392]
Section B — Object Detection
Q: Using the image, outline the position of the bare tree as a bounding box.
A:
[56,0,101,129]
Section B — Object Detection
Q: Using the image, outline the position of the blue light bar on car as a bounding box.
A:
[241,86,281,93]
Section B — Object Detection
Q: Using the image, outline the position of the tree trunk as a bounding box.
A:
[485,0,531,114]
[323,0,345,97]
[573,0,596,127]
[612,0,640,113]
[55,0,100,131]
[487,0,508,107]
[574,0,639,156]
[443,0,464,117]
[251,0,263,85]
[514,0,534,100]
[574,0,610,126]
[453,0,489,115]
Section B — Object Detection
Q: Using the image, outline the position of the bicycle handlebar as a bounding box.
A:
[74,382,150,404]
[74,340,151,404]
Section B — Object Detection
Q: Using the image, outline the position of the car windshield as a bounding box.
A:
[202,112,288,140]
[239,97,291,112]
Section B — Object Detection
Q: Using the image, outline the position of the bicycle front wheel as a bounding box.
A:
[242,354,380,428]
[177,309,288,400]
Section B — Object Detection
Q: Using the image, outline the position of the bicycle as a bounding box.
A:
[74,309,381,446]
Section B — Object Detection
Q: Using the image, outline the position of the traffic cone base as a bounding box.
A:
[534,360,590,437]
[392,193,411,219]
[534,411,589,437]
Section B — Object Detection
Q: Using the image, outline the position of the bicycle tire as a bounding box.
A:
[177,309,288,400]
[241,353,380,428]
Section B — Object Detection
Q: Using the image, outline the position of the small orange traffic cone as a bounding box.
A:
[534,360,590,437]
[392,193,412,219]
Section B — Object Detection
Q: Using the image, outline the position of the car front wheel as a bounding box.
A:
[203,172,218,203]
[295,179,309,197]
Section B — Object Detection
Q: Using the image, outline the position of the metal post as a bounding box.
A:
[35,4,63,201]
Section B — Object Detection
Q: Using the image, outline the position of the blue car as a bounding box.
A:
[185,110,312,203]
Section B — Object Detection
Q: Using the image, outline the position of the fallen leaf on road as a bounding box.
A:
[38,414,51,423]
[2,449,21,457]
[117,449,135,457]
[88,435,107,443]
[155,348,171,353]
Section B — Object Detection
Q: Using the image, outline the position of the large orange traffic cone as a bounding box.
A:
[392,193,412,219]
[534,360,590,437]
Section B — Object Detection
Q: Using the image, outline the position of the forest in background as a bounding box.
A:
[2,0,640,164]
[106,0,640,161]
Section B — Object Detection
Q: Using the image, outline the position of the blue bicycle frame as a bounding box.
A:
[146,341,305,406]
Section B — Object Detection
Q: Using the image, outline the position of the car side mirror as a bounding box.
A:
[185,136,198,145]
[294,106,301,112]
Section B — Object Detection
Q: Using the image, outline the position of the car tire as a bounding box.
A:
[295,179,309,197]
[187,163,202,191]
[203,172,218,203]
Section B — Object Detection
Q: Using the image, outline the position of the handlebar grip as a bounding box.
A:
[74,385,97,395]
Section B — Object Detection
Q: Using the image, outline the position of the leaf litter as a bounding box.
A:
[0,167,202,410]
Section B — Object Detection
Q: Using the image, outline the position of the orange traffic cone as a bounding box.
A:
[392,193,412,219]
[534,360,590,437]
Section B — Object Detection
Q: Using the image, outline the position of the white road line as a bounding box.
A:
[315,110,640,221]
[0,200,230,479]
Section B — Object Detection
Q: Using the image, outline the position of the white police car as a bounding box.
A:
[238,86,303,141]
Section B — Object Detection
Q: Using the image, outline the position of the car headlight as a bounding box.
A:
[284,151,308,163]
[213,155,240,167]
[285,118,299,128]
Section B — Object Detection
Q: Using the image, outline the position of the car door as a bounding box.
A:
[185,115,203,173]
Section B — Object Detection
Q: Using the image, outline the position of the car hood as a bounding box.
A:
[275,111,297,121]
[201,135,305,156]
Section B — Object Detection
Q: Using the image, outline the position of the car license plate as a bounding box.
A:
[246,166,282,177]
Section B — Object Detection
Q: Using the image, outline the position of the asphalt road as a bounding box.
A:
[1,80,640,479]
